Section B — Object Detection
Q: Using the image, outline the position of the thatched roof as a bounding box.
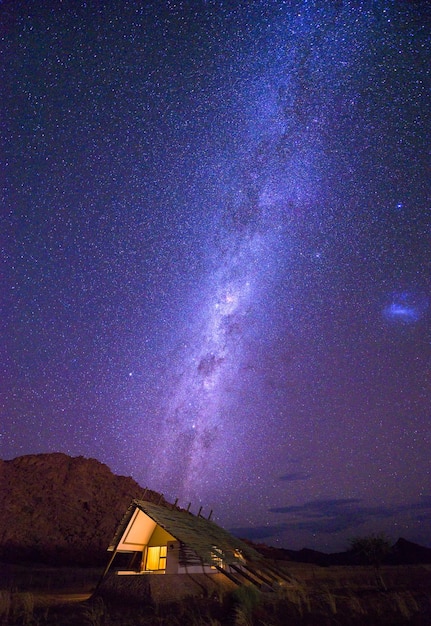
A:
[109,499,262,566]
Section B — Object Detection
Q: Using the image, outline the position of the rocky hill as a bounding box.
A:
[2,453,430,570]
[0,453,166,565]
[253,538,431,566]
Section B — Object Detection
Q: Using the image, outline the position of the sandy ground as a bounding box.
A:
[33,591,93,607]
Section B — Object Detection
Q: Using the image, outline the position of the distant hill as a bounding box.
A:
[390,538,431,565]
[252,538,431,566]
[0,453,166,565]
[2,453,431,568]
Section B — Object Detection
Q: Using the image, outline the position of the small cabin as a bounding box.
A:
[103,499,261,579]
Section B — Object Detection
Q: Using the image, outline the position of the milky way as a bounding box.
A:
[3,1,431,551]
[148,3,382,502]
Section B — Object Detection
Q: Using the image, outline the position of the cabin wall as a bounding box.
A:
[177,563,218,574]
[165,541,179,573]
[98,571,236,604]
[117,509,156,552]
[166,541,217,574]
[149,525,175,547]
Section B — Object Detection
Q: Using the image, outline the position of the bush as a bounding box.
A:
[231,585,261,625]
[349,533,392,568]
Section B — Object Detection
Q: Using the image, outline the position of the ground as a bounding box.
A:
[1,561,431,624]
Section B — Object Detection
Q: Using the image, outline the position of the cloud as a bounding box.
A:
[396,497,431,522]
[403,496,431,511]
[231,497,431,546]
[269,498,362,514]
[268,499,402,535]
[230,524,288,541]
[279,472,311,482]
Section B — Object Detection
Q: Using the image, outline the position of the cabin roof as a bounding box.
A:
[109,499,262,566]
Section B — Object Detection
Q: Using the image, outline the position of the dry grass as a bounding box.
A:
[0,589,11,624]
[0,561,430,625]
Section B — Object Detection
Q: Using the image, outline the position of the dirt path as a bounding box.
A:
[33,591,93,607]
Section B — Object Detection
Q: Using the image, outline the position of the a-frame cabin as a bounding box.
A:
[103,499,262,579]
[100,499,295,601]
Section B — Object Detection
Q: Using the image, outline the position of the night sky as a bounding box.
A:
[2,1,431,552]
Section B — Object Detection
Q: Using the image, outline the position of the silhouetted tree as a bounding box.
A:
[350,533,392,591]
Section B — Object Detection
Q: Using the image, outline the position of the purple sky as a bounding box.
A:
[2,0,431,552]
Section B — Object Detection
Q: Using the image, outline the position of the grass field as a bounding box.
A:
[1,560,430,625]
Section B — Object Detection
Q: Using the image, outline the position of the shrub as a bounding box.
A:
[231,585,261,625]
[0,590,11,624]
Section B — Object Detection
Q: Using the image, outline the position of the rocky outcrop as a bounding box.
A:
[0,453,166,565]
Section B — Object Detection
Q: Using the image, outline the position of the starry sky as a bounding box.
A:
[2,0,431,552]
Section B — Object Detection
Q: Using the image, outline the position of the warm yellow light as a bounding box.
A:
[146,546,166,571]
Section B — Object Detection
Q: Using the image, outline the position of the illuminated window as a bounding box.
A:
[234,549,245,562]
[211,546,224,569]
[146,546,167,571]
